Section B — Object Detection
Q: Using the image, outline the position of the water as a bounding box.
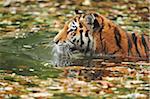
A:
[0,32,62,79]
[0,30,96,78]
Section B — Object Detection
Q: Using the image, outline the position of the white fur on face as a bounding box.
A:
[52,43,72,66]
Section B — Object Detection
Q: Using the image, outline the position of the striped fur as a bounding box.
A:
[53,11,149,62]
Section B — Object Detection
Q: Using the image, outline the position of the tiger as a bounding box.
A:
[53,10,149,62]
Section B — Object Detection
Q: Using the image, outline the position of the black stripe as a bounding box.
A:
[79,23,83,28]
[67,29,74,34]
[85,30,89,37]
[114,27,122,49]
[131,33,141,57]
[99,16,104,32]
[80,30,83,33]
[67,31,70,34]
[73,38,76,42]
[80,30,84,47]
[55,40,59,44]
[141,34,149,57]
[85,31,90,53]
[108,23,111,29]
[86,38,90,52]
[98,16,104,53]
[74,18,77,22]
[97,16,106,54]
[126,33,132,56]
[93,19,100,31]
[82,15,85,18]
[79,16,81,19]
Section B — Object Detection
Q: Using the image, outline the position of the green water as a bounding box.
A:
[0,31,62,79]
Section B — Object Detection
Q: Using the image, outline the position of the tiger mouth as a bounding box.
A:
[53,44,72,57]
[69,47,77,52]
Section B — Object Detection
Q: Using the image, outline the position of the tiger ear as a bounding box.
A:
[85,14,101,32]
[84,14,95,31]
[85,14,95,25]
[74,9,85,15]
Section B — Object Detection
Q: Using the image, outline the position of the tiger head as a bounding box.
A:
[53,10,104,55]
